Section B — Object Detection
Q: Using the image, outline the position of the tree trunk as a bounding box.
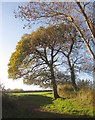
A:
[67,57,78,91]
[50,66,60,99]
[70,67,78,91]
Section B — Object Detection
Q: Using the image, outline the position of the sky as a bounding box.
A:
[0,1,93,90]
[0,2,45,90]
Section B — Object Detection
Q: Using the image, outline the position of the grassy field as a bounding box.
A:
[2,90,94,118]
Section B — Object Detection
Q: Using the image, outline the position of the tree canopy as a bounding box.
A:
[8,20,93,98]
[14,2,95,60]
[8,23,72,99]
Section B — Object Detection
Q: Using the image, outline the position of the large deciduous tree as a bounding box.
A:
[59,34,90,90]
[55,23,89,90]
[8,22,92,98]
[14,2,95,60]
[8,24,68,99]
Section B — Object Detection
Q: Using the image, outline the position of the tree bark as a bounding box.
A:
[70,67,78,91]
[67,57,77,91]
[71,18,95,60]
[50,66,60,99]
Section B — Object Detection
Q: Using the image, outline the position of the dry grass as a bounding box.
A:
[2,82,94,118]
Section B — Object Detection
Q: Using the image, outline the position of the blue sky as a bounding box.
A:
[0,2,44,90]
[0,2,93,90]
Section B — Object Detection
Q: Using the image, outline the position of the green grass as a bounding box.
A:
[2,91,94,118]
[8,91,53,97]
[42,98,93,117]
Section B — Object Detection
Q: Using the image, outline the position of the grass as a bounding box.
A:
[8,91,53,97]
[2,91,64,118]
[42,98,93,117]
[2,90,94,118]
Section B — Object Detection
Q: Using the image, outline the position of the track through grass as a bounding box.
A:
[2,91,94,118]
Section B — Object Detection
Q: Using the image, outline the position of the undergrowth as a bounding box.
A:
[2,81,94,118]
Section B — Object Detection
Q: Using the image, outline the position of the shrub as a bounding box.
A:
[57,82,77,99]
[77,79,93,90]
[57,81,93,101]
[76,89,93,105]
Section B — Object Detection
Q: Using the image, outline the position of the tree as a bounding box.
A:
[60,37,90,90]
[55,23,89,90]
[14,2,95,60]
[8,24,68,99]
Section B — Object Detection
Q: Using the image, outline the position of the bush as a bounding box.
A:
[55,82,94,116]
[77,79,93,90]
[57,80,93,100]
[57,82,77,99]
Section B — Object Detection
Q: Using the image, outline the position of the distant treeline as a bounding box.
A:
[6,90,52,93]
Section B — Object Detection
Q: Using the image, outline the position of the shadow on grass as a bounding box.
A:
[2,93,93,118]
